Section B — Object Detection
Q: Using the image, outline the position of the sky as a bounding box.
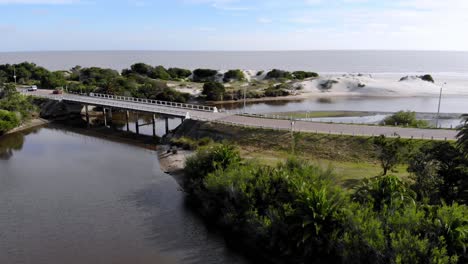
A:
[1,0,468,51]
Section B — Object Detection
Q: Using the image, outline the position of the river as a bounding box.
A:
[0,126,249,264]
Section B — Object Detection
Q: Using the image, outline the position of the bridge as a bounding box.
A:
[24,91,460,140]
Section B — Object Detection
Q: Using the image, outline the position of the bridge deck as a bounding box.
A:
[24,91,459,140]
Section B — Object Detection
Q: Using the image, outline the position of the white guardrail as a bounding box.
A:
[87,93,218,113]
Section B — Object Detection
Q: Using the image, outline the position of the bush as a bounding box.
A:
[420,74,435,83]
[184,146,468,263]
[167,67,192,79]
[292,71,319,80]
[382,110,429,127]
[0,110,20,134]
[202,82,225,101]
[264,85,290,97]
[223,69,245,82]
[265,69,292,79]
[193,69,218,82]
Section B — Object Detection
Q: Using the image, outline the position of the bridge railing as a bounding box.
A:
[85,93,218,113]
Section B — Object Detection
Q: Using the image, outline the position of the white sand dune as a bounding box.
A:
[298,74,468,97]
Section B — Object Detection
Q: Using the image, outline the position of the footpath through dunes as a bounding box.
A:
[217,115,459,140]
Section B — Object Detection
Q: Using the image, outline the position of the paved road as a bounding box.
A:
[24,91,460,140]
[219,115,459,140]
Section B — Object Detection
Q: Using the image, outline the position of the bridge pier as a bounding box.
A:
[125,111,130,132]
[152,114,156,138]
[135,112,140,135]
[103,108,107,127]
[165,116,169,134]
[85,105,90,127]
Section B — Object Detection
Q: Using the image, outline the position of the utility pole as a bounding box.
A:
[13,66,17,85]
[291,119,295,154]
[435,82,446,129]
[243,86,247,113]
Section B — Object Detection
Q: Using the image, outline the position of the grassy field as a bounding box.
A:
[173,120,435,189]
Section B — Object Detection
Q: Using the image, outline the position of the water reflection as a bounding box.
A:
[0,127,249,264]
[216,95,468,114]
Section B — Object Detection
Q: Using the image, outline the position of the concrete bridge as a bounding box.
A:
[24,91,460,140]
[27,91,230,136]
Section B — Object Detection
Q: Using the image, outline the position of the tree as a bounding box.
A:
[382,110,428,127]
[193,69,218,82]
[149,65,171,80]
[1,83,17,97]
[265,69,292,79]
[130,63,152,75]
[202,82,225,101]
[373,135,408,175]
[457,115,468,157]
[223,69,245,82]
[40,71,67,89]
[167,67,192,79]
[292,71,319,80]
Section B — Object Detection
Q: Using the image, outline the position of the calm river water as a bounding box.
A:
[0,126,249,264]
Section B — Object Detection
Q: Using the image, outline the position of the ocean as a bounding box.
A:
[1,50,468,74]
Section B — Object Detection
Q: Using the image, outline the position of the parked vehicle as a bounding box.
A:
[53,89,63,94]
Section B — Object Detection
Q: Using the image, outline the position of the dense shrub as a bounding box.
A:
[292,71,319,80]
[223,69,245,82]
[167,67,192,79]
[382,110,429,127]
[0,110,20,134]
[264,85,290,97]
[184,147,468,263]
[265,69,292,79]
[193,69,218,82]
[202,81,225,101]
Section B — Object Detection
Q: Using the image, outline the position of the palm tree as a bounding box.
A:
[457,114,468,156]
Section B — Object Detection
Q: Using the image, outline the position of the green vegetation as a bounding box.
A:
[265,69,293,80]
[0,110,20,134]
[170,136,213,150]
[0,83,37,134]
[202,82,225,101]
[223,69,245,82]
[167,67,192,80]
[382,110,429,127]
[292,70,319,80]
[193,69,218,82]
[264,85,290,97]
[178,121,468,263]
[184,142,468,263]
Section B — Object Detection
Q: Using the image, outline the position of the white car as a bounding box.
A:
[27,85,38,91]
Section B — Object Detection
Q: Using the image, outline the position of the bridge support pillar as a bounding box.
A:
[125,111,130,132]
[135,112,140,135]
[152,114,156,138]
[85,105,90,127]
[103,108,107,127]
[108,108,113,128]
[165,116,169,134]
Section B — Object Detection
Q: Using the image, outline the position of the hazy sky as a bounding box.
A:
[1,0,468,51]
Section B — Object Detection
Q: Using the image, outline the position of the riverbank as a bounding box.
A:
[5,118,50,135]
